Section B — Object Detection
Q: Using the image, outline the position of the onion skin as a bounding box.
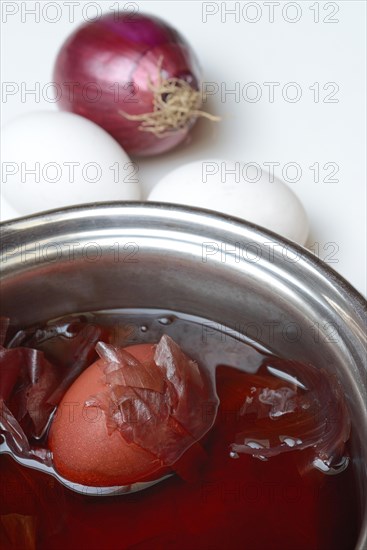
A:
[216,358,351,474]
[53,12,202,156]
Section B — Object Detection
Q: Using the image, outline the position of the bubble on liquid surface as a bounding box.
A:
[279,436,303,448]
[158,316,176,326]
[245,439,270,450]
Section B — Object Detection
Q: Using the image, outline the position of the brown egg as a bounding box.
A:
[48,343,166,487]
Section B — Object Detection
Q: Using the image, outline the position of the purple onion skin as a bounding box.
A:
[53,12,202,156]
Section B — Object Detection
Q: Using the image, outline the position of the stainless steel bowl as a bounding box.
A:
[1,202,366,548]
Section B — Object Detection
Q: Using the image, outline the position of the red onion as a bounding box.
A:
[53,12,216,156]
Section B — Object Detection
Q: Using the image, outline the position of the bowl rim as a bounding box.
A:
[1,200,366,308]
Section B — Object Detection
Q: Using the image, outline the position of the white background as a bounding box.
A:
[1,1,366,296]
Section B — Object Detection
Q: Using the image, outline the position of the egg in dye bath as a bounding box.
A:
[49,337,217,487]
[1,111,141,217]
[148,159,309,245]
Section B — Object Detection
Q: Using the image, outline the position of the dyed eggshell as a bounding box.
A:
[49,343,166,487]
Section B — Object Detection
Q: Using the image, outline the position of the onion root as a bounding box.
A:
[119,57,220,137]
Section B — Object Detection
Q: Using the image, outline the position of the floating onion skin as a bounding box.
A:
[217,359,351,475]
[53,12,217,156]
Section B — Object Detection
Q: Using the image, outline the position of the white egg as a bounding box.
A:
[0,194,21,221]
[148,159,309,245]
[1,111,141,216]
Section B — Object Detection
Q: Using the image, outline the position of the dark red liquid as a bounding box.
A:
[0,311,360,549]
